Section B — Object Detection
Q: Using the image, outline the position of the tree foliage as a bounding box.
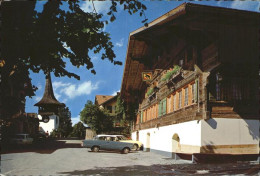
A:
[1,1,147,92]
[115,95,126,120]
[69,121,86,138]
[57,106,73,137]
[115,95,138,122]
[80,100,113,134]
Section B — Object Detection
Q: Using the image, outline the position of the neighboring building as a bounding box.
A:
[95,94,118,116]
[35,73,64,133]
[95,95,114,108]
[95,94,119,126]
[120,3,259,162]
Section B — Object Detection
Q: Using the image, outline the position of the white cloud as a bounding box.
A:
[35,96,41,102]
[53,81,71,91]
[52,81,71,101]
[71,116,81,126]
[59,81,99,99]
[81,1,111,14]
[115,38,124,47]
[54,92,61,101]
[52,80,99,100]
[230,1,260,11]
[62,98,68,103]
[112,90,120,96]
[71,115,89,127]
[37,84,42,91]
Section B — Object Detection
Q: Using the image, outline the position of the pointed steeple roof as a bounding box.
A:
[34,72,63,107]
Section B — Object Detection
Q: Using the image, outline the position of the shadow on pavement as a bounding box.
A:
[1,138,82,154]
[58,162,260,175]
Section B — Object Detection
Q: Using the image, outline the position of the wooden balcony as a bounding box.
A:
[134,104,202,131]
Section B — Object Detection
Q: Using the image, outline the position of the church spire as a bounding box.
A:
[34,72,63,108]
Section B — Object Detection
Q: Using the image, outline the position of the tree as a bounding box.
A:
[80,100,113,134]
[56,106,73,138]
[115,95,138,136]
[0,0,148,123]
[1,1,147,89]
[69,122,86,139]
[115,95,126,121]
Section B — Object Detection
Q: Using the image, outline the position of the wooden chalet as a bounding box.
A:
[120,3,259,162]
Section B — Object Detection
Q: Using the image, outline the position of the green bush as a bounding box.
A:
[146,87,154,97]
[161,65,181,82]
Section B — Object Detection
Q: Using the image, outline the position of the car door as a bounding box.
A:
[102,136,114,150]
[106,137,119,150]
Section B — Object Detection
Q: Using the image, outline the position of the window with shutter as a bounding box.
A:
[167,96,171,113]
[158,101,162,117]
[184,87,188,106]
[162,98,167,115]
[194,80,198,103]
[179,90,182,109]
[173,94,176,111]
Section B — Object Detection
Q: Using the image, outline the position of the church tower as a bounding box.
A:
[34,72,64,123]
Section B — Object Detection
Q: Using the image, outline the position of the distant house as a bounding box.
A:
[120,3,259,162]
[95,94,120,126]
[95,95,116,113]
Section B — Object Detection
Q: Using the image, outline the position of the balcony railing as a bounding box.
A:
[135,104,200,131]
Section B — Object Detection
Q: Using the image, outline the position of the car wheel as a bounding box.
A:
[91,146,99,152]
[122,147,130,154]
[133,144,139,151]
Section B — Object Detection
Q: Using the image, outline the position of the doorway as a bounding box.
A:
[146,133,150,152]
[172,133,180,153]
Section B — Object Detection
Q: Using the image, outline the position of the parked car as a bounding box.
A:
[10,133,33,144]
[93,134,143,151]
[115,135,143,151]
[82,135,134,154]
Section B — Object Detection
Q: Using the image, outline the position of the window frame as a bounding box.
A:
[184,86,189,106]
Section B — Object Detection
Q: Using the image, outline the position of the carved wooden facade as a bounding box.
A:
[120,3,259,132]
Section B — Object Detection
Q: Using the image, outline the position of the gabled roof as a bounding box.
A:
[120,2,260,102]
[34,73,63,107]
[95,95,114,106]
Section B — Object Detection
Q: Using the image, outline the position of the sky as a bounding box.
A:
[26,0,260,126]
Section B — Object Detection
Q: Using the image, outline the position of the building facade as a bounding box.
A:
[95,94,120,127]
[120,3,259,161]
[95,95,118,116]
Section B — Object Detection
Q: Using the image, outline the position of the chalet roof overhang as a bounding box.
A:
[120,2,260,102]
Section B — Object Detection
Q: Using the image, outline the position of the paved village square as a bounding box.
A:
[1,139,259,175]
[1,1,260,176]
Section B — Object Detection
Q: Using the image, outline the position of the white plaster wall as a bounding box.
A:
[131,131,137,141]
[39,115,59,134]
[201,118,259,146]
[134,120,202,154]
